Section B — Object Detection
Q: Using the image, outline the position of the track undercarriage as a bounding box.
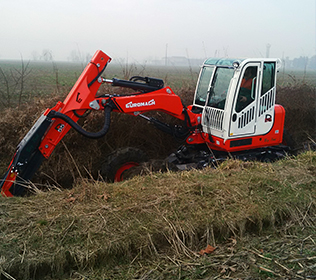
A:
[167,144,290,170]
[102,144,291,182]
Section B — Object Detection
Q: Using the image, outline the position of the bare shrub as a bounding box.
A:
[276,81,316,146]
[0,59,32,108]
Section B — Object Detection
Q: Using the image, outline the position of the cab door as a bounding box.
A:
[229,63,261,137]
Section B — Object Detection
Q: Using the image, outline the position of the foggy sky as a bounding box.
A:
[0,0,315,62]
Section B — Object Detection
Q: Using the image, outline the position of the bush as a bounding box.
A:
[276,81,316,146]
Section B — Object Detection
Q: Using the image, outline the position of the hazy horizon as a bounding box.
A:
[0,0,315,63]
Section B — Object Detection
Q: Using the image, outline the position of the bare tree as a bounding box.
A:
[69,49,92,68]
[0,57,32,108]
[42,49,53,61]
[69,49,80,62]
[31,50,40,61]
[15,56,32,107]
[0,67,13,107]
[52,61,60,93]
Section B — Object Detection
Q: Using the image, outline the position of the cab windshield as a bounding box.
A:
[207,67,234,110]
[194,66,214,106]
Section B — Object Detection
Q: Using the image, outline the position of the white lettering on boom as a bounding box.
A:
[125,99,156,109]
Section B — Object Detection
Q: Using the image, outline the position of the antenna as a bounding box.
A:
[165,44,168,66]
[202,41,207,58]
[266,44,271,58]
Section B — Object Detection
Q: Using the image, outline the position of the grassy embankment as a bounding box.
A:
[0,151,315,279]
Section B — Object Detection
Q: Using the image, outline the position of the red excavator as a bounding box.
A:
[0,50,288,197]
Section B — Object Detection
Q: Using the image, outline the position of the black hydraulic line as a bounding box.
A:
[129,76,147,82]
[49,105,112,139]
[148,117,190,140]
[88,62,108,88]
[149,117,174,135]
[111,78,163,92]
[73,109,91,118]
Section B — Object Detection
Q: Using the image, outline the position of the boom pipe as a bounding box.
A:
[110,78,164,92]
[50,105,112,139]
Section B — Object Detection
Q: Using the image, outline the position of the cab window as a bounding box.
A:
[235,66,258,112]
[194,66,214,106]
[207,67,234,110]
[261,62,275,95]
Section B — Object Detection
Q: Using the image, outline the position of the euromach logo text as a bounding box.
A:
[125,99,155,109]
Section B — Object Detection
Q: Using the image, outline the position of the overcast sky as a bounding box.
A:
[0,0,315,62]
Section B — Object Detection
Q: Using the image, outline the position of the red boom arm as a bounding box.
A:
[0,50,195,197]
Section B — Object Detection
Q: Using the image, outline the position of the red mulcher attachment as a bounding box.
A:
[0,50,112,196]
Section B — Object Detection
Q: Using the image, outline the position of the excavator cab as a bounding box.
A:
[193,58,285,152]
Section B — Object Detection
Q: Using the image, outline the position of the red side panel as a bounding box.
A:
[112,87,185,119]
[205,104,286,152]
[62,50,110,112]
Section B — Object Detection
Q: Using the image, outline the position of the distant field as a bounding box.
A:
[0,60,199,106]
[278,68,316,87]
[1,59,315,106]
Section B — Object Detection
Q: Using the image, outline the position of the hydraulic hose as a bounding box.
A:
[49,105,112,139]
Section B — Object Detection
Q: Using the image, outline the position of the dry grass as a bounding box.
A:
[0,80,314,187]
[276,81,316,146]
[0,151,315,279]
